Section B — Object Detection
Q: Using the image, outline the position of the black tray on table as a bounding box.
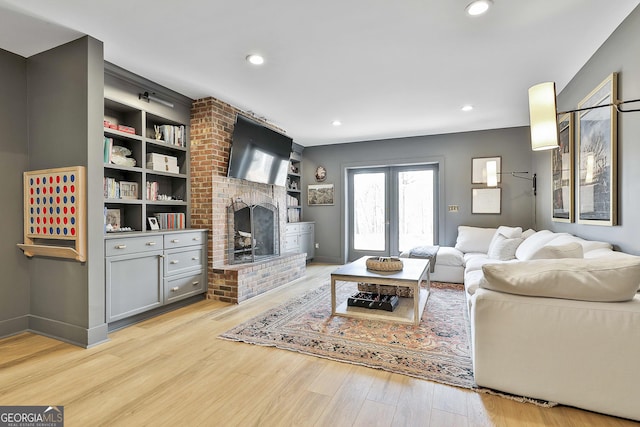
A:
[347,292,399,312]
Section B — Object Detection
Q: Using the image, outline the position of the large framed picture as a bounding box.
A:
[576,72,617,226]
[472,187,501,214]
[552,113,574,222]
[472,156,501,184]
[308,183,334,206]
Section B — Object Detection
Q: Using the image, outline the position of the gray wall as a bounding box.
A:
[24,36,107,346]
[303,127,534,263]
[534,5,640,255]
[0,49,30,336]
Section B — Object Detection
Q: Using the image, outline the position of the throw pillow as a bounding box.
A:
[528,242,584,260]
[454,226,497,253]
[521,228,536,239]
[515,230,560,260]
[487,233,523,261]
[481,258,640,302]
[488,226,522,255]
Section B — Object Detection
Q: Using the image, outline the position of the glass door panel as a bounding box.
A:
[353,172,387,251]
[397,169,434,252]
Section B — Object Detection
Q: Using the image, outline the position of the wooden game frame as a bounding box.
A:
[17,166,87,262]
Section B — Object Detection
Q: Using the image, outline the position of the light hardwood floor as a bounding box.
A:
[0,263,637,426]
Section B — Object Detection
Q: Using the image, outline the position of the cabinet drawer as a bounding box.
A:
[164,271,205,304]
[106,235,164,256]
[164,231,205,249]
[285,223,300,234]
[284,234,300,252]
[164,247,204,276]
[300,223,314,233]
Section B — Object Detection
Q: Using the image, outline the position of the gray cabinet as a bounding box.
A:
[105,229,206,322]
[284,222,314,260]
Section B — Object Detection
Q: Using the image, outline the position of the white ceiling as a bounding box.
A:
[1,0,638,147]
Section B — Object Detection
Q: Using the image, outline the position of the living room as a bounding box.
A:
[2,1,640,425]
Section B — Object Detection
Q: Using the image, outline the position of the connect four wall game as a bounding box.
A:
[18,166,86,262]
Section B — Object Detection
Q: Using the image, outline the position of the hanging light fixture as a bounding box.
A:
[527,79,640,151]
[528,82,559,151]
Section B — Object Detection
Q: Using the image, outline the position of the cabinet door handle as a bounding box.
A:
[170,260,179,264]
[192,237,201,241]
[115,244,126,249]
[171,287,180,292]
[191,281,199,286]
[171,239,180,243]
[192,257,199,261]
[146,241,157,246]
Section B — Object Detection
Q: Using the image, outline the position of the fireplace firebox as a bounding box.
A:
[228,198,280,264]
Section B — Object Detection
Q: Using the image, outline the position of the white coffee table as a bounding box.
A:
[330,256,430,325]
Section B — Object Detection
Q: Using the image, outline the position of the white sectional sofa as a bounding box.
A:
[431,225,640,421]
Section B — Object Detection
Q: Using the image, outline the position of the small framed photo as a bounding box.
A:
[148,217,160,230]
[472,156,501,184]
[106,208,121,230]
[308,183,334,206]
[472,188,501,214]
[120,181,139,200]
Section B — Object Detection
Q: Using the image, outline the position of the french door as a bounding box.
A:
[347,165,437,261]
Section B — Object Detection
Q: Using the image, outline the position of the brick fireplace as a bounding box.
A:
[190,97,306,303]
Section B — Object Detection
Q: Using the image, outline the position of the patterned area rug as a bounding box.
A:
[220,281,475,389]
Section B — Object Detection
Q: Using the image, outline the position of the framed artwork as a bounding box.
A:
[552,113,574,222]
[308,183,334,206]
[576,72,617,226]
[119,181,139,200]
[472,156,501,184]
[472,188,501,214]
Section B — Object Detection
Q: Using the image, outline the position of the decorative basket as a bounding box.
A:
[365,256,404,272]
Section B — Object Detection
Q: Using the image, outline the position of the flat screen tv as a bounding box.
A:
[227,115,293,186]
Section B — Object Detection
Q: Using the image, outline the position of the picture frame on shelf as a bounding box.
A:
[308,183,334,206]
[552,113,574,222]
[472,156,501,184]
[106,208,121,231]
[148,217,160,230]
[576,72,617,226]
[119,181,139,200]
[471,187,501,214]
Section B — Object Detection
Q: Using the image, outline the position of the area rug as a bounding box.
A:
[220,281,475,389]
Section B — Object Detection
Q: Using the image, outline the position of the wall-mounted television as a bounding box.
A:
[227,115,292,187]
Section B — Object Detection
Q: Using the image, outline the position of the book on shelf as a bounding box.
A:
[287,208,300,222]
[103,177,120,199]
[158,124,186,147]
[154,212,185,230]
[103,137,113,164]
[287,194,299,207]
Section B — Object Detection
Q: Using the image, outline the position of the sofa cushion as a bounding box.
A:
[455,226,497,253]
[488,233,523,261]
[435,246,464,266]
[515,230,562,260]
[481,258,640,302]
[545,234,612,254]
[528,242,584,260]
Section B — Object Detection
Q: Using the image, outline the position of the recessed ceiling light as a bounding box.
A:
[465,0,492,16]
[246,54,264,65]
[332,120,342,126]
[462,105,474,112]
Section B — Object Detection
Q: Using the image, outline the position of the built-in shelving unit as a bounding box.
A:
[286,150,302,223]
[103,98,189,232]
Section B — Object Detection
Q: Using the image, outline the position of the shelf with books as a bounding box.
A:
[103,95,190,233]
[286,151,302,222]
